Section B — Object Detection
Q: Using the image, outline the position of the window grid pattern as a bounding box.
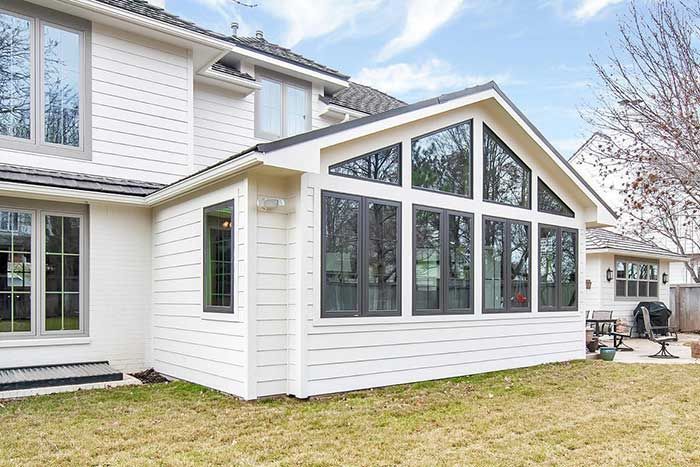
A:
[44,215,80,332]
[0,211,32,334]
[615,258,658,299]
[203,202,234,313]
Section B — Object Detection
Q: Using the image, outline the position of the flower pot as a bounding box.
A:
[691,341,700,359]
[599,347,617,362]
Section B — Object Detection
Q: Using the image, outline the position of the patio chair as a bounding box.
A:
[609,321,634,352]
[590,310,614,335]
[641,306,679,359]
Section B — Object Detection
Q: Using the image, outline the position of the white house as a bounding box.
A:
[0,0,615,399]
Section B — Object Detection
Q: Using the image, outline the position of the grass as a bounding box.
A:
[2,361,700,466]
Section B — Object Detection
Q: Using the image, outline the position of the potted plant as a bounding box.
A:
[599,346,617,361]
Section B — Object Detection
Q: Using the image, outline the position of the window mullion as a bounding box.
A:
[441,211,449,314]
[360,197,367,316]
[505,221,511,313]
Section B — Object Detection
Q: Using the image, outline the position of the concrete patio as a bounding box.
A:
[595,333,700,364]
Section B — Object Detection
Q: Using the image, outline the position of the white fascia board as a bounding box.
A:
[319,103,368,121]
[197,69,262,96]
[587,248,689,261]
[0,181,148,206]
[145,152,263,206]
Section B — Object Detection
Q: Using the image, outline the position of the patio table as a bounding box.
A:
[586,318,617,337]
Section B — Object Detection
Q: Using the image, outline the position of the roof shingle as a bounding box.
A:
[586,228,686,259]
[210,62,254,81]
[320,82,406,115]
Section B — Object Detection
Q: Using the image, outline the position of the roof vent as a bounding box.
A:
[230,22,239,37]
[255,30,264,40]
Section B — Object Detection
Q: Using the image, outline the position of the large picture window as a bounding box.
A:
[0,207,86,338]
[322,192,400,317]
[0,4,89,157]
[483,125,531,209]
[539,225,578,311]
[615,258,658,299]
[483,217,530,313]
[329,144,401,185]
[411,120,473,197]
[414,206,473,315]
[203,201,234,313]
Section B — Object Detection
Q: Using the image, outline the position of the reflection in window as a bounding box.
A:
[415,209,441,312]
[323,196,359,315]
[0,12,32,140]
[484,218,531,313]
[537,179,574,217]
[259,78,282,138]
[329,144,401,185]
[615,259,659,299]
[510,222,530,309]
[561,231,577,306]
[412,121,472,196]
[484,219,505,311]
[45,215,80,331]
[285,84,307,137]
[538,226,578,311]
[448,214,472,311]
[539,227,557,308]
[367,201,399,313]
[204,202,233,312]
[43,25,81,147]
[483,125,531,208]
[0,211,32,333]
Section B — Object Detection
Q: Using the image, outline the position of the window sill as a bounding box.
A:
[201,312,242,323]
[312,311,579,327]
[0,336,91,349]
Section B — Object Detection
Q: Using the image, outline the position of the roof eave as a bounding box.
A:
[586,247,689,261]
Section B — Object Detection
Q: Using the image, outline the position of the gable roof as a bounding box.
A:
[0,163,164,196]
[95,0,349,80]
[586,228,687,259]
[320,82,406,115]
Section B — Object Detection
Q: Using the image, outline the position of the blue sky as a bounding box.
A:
[166,0,628,156]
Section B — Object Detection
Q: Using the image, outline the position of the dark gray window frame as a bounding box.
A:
[0,0,92,160]
[203,200,235,314]
[614,256,659,301]
[482,123,532,210]
[412,205,474,316]
[538,224,579,312]
[328,143,402,186]
[537,178,575,218]
[482,216,532,314]
[411,119,474,199]
[321,191,402,318]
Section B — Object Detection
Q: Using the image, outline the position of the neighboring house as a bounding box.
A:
[571,133,698,284]
[583,228,687,326]
[0,0,615,399]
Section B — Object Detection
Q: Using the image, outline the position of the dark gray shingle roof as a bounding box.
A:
[0,164,164,196]
[95,0,349,79]
[210,62,254,81]
[586,228,686,259]
[320,82,406,115]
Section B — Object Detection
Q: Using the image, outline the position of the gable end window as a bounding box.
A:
[538,225,578,311]
[483,124,531,209]
[203,201,234,314]
[329,144,401,185]
[538,179,574,217]
[0,2,90,159]
[411,120,473,197]
[615,258,658,299]
[483,217,531,313]
[413,206,473,315]
[322,192,401,318]
[255,72,310,140]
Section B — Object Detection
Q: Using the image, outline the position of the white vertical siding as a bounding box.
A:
[151,177,249,397]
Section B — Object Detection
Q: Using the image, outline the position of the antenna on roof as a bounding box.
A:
[230,22,239,36]
[255,30,264,40]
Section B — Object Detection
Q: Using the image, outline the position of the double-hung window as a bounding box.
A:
[615,258,658,299]
[322,192,401,318]
[255,72,310,140]
[0,207,85,337]
[0,3,89,157]
[203,201,234,313]
[538,225,578,311]
[413,207,473,315]
[483,217,531,313]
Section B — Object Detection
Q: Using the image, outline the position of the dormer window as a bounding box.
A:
[255,71,310,140]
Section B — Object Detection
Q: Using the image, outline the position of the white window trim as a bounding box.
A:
[254,69,311,140]
[614,256,660,301]
[0,1,91,160]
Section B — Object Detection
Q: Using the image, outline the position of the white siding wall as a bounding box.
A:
[0,203,151,372]
[151,177,249,397]
[583,252,671,326]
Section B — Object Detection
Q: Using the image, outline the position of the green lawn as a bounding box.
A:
[2,361,700,466]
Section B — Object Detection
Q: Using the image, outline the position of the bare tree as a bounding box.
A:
[585,0,700,282]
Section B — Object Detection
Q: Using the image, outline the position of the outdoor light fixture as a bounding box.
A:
[662,273,669,284]
[606,268,613,282]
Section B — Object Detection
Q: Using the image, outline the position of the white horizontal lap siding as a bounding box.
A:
[298,102,588,396]
[193,84,258,171]
[151,177,248,397]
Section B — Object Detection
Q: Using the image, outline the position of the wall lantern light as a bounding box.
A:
[606,268,613,282]
[662,272,669,284]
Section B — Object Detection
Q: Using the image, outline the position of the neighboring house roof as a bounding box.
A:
[320,82,406,115]
[586,228,687,260]
[210,62,254,81]
[0,164,164,196]
[95,0,349,80]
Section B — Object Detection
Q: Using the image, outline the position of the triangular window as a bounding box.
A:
[483,125,531,208]
[329,144,401,185]
[537,178,574,217]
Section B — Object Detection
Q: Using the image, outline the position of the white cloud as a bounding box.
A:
[354,59,517,101]
[260,0,383,47]
[573,0,624,21]
[375,0,465,62]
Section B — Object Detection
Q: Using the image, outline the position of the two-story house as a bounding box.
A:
[0,0,615,399]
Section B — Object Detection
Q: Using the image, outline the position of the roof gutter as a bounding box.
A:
[587,248,689,261]
[0,181,149,206]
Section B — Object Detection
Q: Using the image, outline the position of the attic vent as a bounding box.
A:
[255,30,264,40]
[231,22,239,37]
